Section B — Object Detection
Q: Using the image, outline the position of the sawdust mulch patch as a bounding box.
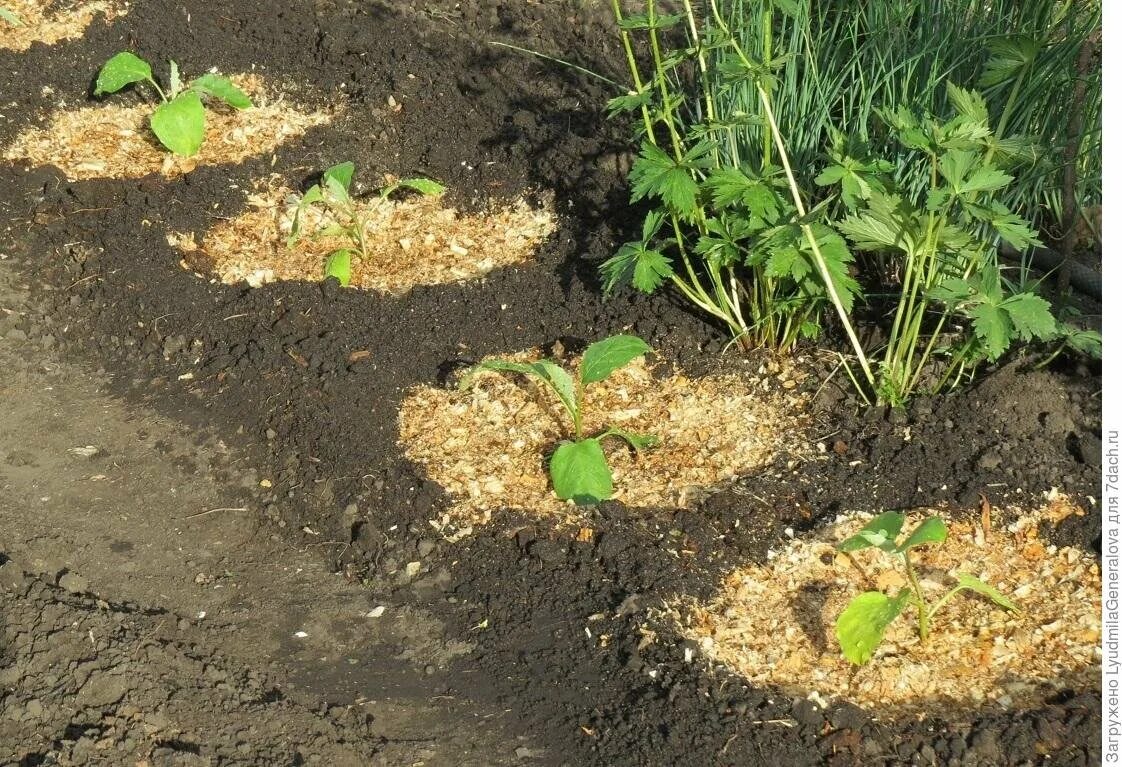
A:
[172,177,557,294]
[399,351,811,529]
[1,0,127,52]
[3,75,331,180]
[673,495,1099,713]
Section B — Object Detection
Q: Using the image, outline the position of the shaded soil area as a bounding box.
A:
[0,1,1102,765]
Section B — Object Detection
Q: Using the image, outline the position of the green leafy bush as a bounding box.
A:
[459,335,656,504]
[602,0,868,361]
[835,511,1018,665]
[94,52,252,157]
[287,163,445,287]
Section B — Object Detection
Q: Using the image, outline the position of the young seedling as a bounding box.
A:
[458,335,656,505]
[0,6,22,25]
[287,163,445,287]
[94,52,252,157]
[834,511,1019,665]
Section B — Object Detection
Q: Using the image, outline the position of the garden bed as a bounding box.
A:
[0,1,1102,765]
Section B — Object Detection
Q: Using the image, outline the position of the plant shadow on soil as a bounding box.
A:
[0,0,1102,765]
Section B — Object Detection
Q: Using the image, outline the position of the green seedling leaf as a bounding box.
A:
[895,516,948,553]
[550,438,613,504]
[397,178,446,196]
[459,360,541,391]
[168,60,182,98]
[836,589,911,665]
[597,427,658,452]
[323,250,352,286]
[458,359,577,428]
[191,74,252,109]
[95,52,153,96]
[954,573,1019,613]
[150,91,206,157]
[0,6,22,25]
[837,511,905,553]
[323,162,355,195]
[580,335,651,385]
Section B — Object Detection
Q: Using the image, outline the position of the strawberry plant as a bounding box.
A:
[459,335,656,505]
[94,52,252,157]
[287,163,445,287]
[835,511,1019,665]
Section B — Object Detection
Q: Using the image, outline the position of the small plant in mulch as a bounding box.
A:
[459,335,656,504]
[835,511,1018,665]
[94,52,253,157]
[287,162,446,287]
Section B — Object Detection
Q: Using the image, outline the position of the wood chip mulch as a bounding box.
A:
[673,494,1100,713]
[1,0,127,52]
[399,350,811,528]
[4,75,330,180]
[173,177,556,294]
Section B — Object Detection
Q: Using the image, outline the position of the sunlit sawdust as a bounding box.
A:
[172,177,557,294]
[674,495,1099,712]
[399,350,811,527]
[4,75,331,180]
[1,0,127,52]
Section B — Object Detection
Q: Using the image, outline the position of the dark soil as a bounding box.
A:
[0,1,1102,765]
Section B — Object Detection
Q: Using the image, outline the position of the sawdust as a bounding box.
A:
[399,349,811,527]
[675,495,1100,713]
[172,177,557,294]
[4,75,331,180]
[1,0,127,52]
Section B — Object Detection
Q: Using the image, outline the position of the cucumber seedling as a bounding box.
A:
[94,52,252,157]
[459,335,657,505]
[287,162,445,287]
[834,511,1019,665]
[0,6,21,25]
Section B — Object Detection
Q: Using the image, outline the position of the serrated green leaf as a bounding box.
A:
[961,167,1014,195]
[838,511,905,553]
[895,517,947,553]
[617,12,682,30]
[629,142,698,216]
[150,91,206,156]
[836,590,911,665]
[954,573,1019,612]
[764,245,808,282]
[580,335,650,385]
[606,90,653,119]
[968,301,1013,361]
[95,52,153,96]
[323,249,352,286]
[1062,327,1102,358]
[550,439,613,504]
[600,241,672,295]
[191,74,252,109]
[945,81,989,127]
[1001,293,1056,341]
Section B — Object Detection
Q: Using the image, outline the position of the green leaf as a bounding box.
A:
[629,142,699,216]
[836,590,911,665]
[600,242,671,295]
[323,162,355,195]
[1062,327,1102,358]
[150,91,206,156]
[95,52,153,96]
[764,245,809,282]
[895,517,947,553]
[598,427,658,452]
[617,12,682,30]
[168,60,182,96]
[1001,293,1056,341]
[703,168,779,222]
[837,511,905,553]
[960,167,1014,195]
[397,178,446,196]
[191,74,252,109]
[945,81,989,127]
[323,250,352,286]
[580,335,650,385]
[606,90,653,119]
[954,573,1019,613]
[968,301,1013,361]
[0,6,23,25]
[550,439,614,504]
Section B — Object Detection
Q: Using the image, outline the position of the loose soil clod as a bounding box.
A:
[3,75,331,180]
[676,495,1100,713]
[173,177,557,293]
[0,0,127,52]
[399,351,811,526]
